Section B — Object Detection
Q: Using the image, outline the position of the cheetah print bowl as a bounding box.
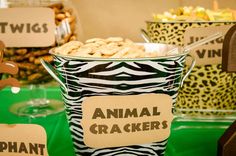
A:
[176,64,236,119]
[146,21,236,46]
[145,21,236,119]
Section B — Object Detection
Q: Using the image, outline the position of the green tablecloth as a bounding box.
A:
[0,87,233,156]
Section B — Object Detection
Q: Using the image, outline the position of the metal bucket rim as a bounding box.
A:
[50,43,189,61]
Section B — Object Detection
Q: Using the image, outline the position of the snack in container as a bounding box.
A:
[53,37,179,58]
[146,6,236,46]
[0,0,80,118]
[142,6,236,119]
[41,37,195,156]
[153,6,236,22]
[1,0,78,84]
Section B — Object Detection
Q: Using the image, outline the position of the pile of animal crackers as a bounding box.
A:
[54,37,178,58]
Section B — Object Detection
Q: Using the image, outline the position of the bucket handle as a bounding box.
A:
[40,59,68,92]
[140,29,195,88]
[140,29,151,43]
[180,54,196,87]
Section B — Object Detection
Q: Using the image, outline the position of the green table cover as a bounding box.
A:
[0,87,233,156]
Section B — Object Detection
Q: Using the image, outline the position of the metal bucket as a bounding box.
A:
[41,43,195,156]
[142,21,236,119]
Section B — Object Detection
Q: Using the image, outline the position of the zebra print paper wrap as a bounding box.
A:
[53,54,186,156]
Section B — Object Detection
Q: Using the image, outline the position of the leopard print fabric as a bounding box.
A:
[146,21,236,118]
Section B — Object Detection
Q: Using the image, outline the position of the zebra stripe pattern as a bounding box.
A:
[54,55,186,156]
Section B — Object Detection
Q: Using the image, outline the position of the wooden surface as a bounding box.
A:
[222,25,236,72]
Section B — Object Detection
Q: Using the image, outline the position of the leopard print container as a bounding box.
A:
[146,21,236,119]
[146,21,235,46]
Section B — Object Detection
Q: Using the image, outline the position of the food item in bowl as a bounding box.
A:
[153,6,236,21]
[53,37,179,58]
